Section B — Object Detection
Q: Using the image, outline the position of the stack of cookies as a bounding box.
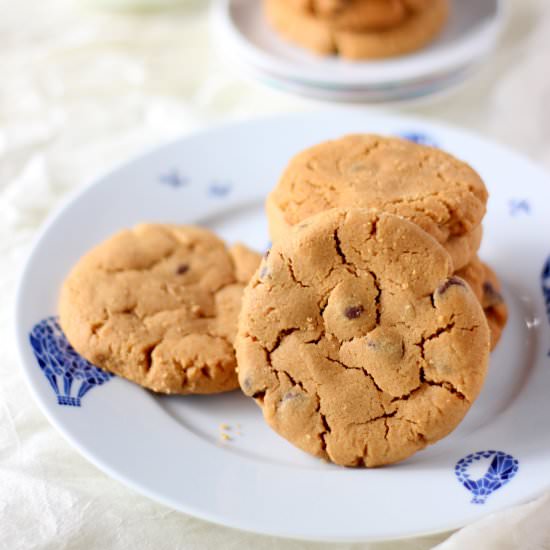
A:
[265,134,507,349]
[237,134,507,467]
[58,133,507,468]
[265,0,449,59]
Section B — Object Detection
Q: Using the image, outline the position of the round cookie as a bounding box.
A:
[267,134,487,254]
[265,0,448,59]
[237,208,490,467]
[59,224,261,395]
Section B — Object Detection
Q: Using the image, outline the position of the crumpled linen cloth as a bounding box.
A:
[1,0,550,548]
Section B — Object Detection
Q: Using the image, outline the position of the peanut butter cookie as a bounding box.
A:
[59,224,261,395]
[237,208,490,467]
[265,0,448,59]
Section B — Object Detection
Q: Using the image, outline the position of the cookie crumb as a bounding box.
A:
[220,433,232,442]
[219,423,230,431]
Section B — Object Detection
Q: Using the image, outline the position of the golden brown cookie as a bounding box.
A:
[456,258,508,350]
[267,134,487,257]
[265,0,448,59]
[59,224,261,395]
[237,208,490,467]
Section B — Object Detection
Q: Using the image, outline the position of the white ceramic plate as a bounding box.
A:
[16,111,550,542]
[212,0,505,91]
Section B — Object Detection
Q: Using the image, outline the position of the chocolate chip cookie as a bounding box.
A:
[59,224,261,394]
[237,208,490,467]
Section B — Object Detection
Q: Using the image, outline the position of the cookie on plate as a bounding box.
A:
[265,0,448,59]
[267,134,487,269]
[236,208,490,467]
[59,224,261,395]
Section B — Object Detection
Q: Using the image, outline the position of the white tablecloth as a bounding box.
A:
[2,0,550,548]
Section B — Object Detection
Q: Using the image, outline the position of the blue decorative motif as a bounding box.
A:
[399,131,438,147]
[509,199,531,216]
[159,170,188,188]
[542,257,550,326]
[455,451,519,504]
[29,317,113,407]
[208,180,232,197]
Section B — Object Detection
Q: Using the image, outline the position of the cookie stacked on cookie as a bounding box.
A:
[234,133,505,466]
[266,134,508,349]
[265,0,449,59]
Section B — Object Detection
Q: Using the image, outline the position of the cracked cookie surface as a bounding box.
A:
[59,224,261,394]
[236,208,490,467]
[267,133,487,253]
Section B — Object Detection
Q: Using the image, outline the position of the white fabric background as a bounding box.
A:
[1,0,550,548]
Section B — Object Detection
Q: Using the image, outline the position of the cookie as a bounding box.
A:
[267,134,487,259]
[286,0,409,32]
[265,0,448,59]
[236,208,490,467]
[456,258,508,350]
[59,224,261,395]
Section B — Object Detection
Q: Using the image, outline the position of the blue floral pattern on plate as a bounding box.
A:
[29,316,113,407]
[159,170,188,188]
[208,180,232,197]
[542,257,550,325]
[455,451,519,504]
[509,199,531,216]
[399,131,438,148]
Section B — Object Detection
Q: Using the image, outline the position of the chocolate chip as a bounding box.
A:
[344,305,364,319]
[438,276,465,294]
[483,281,503,307]
[176,264,189,275]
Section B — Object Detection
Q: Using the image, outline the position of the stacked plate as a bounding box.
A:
[212,0,505,103]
